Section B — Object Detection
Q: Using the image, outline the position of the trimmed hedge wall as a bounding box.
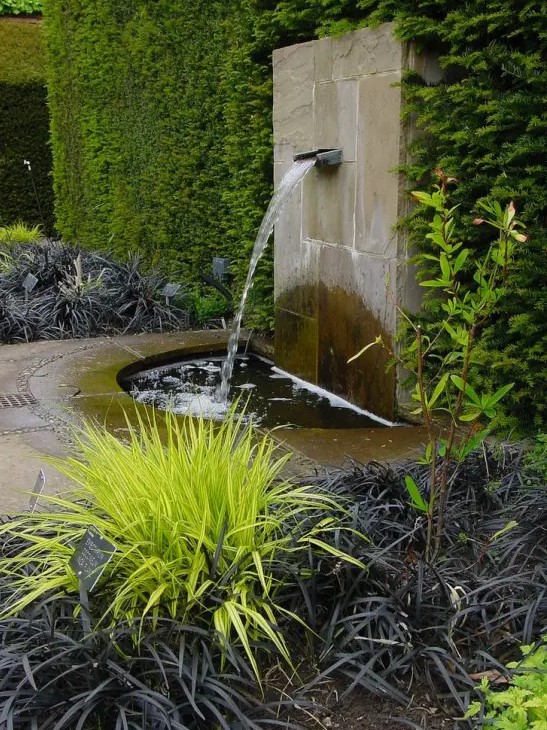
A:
[44,0,545,429]
[0,18,53,230]
[43,0,274,328]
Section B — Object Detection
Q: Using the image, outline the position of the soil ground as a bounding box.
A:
[269,672,458,729]
[310,686,456,729]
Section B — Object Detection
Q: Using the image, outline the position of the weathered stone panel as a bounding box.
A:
[354,72,402,257]
[301,163,356,247]
[273,23,434,419]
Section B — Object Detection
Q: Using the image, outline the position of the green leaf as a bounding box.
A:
[459,409,482,421]
[428,372,450,408]
[450,375,481,405]
[404,475,428,513]
[411,191,435,206]
[484,382,514,407]
[439,252,451,281]
[421,279,449,288]
[347,335,383,363]
[452,248,469,274]
[456,428,491,459]
[491,520,518,542]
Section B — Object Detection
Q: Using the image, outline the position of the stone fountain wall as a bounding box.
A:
[273,22,441,421]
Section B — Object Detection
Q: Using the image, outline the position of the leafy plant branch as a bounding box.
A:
[350,169,527,560]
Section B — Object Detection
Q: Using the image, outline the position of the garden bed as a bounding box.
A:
[0,421,544,728]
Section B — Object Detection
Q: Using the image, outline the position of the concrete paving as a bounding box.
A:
[0,339,78,513]
[0,332,209,513]
[0,331,429,514]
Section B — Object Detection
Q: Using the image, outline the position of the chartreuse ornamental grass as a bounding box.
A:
[0,409,363,678]
[0,221,42,246]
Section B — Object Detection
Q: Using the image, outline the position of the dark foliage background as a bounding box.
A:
[0,241,189,342]
[0,18,54,232]
[42,0,545,429]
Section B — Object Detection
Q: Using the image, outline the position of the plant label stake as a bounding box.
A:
[212,257,230,281]
[22,272,38,303]
[69,529,116,634]
[28,469,46,513]
[161,283,180,305]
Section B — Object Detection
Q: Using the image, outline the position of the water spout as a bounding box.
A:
[293,148,343,167]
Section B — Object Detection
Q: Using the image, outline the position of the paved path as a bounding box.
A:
[0,340,78,512]
[0,333,202,513]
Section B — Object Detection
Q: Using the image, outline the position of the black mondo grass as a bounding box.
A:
[0,604,307,730]
[280,446,546,711]
[0,241,190,342]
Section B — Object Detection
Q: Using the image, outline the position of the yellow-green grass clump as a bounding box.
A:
[0,409,363,676]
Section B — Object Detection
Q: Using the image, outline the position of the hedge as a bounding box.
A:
[255,1,546,432]
[42,0,274,328]
[43,0,545,430]
[0,18,53,230]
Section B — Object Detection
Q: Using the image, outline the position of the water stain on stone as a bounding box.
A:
[275,284,395,421]
[318,283,395,421]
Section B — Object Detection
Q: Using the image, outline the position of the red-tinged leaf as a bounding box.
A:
[472,218,485,225]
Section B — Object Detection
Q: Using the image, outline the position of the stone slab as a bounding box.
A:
[332,23,402,79]
[273,41,315,150]
[302,162,356,247]
[314,79,358,161]
[274,309,318,384]
[355,72,403,257]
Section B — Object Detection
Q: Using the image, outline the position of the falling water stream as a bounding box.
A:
[218,158,316,401]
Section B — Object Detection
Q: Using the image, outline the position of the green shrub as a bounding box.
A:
[0,0,41,15]
[0,409,362,676]
[42,0,273,327]
[466,636,547,728]
[524,433,547,482]
[188,287,231,325]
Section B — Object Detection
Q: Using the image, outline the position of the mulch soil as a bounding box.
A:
[275,677,458,729]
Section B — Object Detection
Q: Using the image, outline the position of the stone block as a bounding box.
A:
[407,46,443,83]
[317,246,396,419]
[354,72,403,257]
[314,36,333,82]
[275,217,319,319]
[332,22,401,80]
[318,245,396,332]
[302,162,355,247]
[314,79,358,161]
[274,143,296,165]
[273,42,315,149]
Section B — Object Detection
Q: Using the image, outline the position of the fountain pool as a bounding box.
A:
[119,349,395,430]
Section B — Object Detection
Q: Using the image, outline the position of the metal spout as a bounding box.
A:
[293,148,343,167]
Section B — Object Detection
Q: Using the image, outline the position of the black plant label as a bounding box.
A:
[69,529,116,592]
